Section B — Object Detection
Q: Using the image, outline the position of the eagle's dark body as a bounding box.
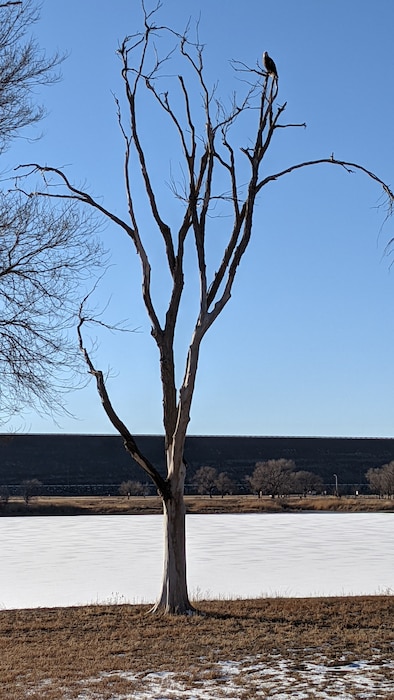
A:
[263,51,278,79]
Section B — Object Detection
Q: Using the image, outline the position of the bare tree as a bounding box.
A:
[249,459,296,498]
[0,484,9,507]
[21,477,41,504]
[293,470,324,497]
[366,467,383,497]
[0,194,102,419]
[193,466,218,498]
[18,6,394,613]
[0,0,61,152]
[381,462,394,498]
[0,1,102,421]
[215,471,234,498]
[366,462,394,498]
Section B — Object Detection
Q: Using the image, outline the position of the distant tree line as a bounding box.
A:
[192,467,235,498]
[191,461,324,498]
[247,460,324,498]
[188,459,394,498]
[1,459,394,505]
[0,478,42,506]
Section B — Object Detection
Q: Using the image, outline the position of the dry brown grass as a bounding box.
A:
[1,597,393,699]
[2,494,394,516]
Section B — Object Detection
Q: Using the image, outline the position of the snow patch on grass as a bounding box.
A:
[70,653,394,699]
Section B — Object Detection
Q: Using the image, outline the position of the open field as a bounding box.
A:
[1,597,393,699]
[1,494,394,516]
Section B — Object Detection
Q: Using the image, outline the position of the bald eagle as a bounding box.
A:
[263,51,278,80]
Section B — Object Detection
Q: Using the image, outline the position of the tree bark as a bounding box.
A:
[151,463,195,614]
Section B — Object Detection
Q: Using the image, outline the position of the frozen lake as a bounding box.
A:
[0,512,393,609]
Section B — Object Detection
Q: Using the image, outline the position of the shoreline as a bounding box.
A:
[1,494,393,516]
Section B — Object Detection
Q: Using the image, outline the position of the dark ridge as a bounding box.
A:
[1,434,394,494]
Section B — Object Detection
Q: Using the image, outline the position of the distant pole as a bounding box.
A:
[333,473,339,498]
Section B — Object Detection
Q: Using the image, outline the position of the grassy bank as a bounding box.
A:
[1,494,394,516]
[1,596,393,699]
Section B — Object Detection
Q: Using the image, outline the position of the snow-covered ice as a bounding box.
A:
[2,513,393,608]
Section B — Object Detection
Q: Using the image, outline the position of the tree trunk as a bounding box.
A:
[151,468,195,614]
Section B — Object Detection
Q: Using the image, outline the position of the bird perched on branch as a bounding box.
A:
[263,51,278,80]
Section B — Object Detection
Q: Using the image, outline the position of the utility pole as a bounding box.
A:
[333,473,339,498]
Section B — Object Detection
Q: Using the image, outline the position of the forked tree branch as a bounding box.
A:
[77,297,170,499]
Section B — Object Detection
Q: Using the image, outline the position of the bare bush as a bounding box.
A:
[118,480,147,498]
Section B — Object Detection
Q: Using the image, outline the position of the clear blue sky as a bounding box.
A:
[6,0,394,438]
